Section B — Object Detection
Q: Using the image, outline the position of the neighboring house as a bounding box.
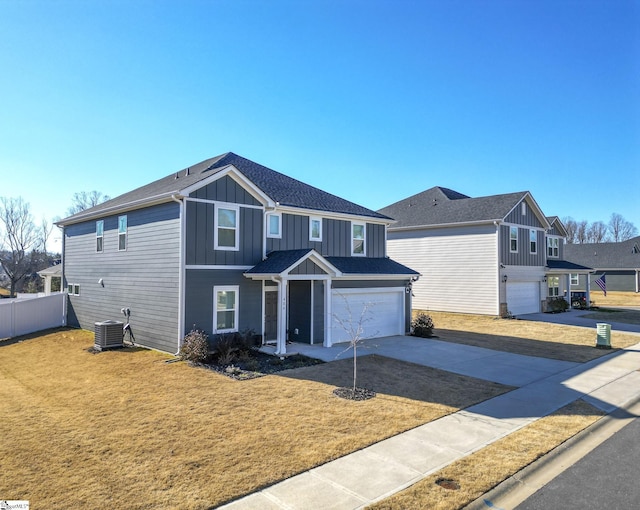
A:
[565,236,640,294]
[56,152,418,354]
[379,187,591,317]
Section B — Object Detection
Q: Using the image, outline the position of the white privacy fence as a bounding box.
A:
[0,293,67,339]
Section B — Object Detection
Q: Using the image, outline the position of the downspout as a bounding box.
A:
[494,221,502,316]
[172,194,186,355]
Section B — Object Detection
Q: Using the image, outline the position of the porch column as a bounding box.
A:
[565,274,571,306]
[324,279,332,347]
[276,278,288,355]
[586,274,592,306]
[43,275,52,295]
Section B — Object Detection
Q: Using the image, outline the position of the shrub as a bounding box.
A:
[179,328,210,363]
[548,297,569,313]
[412,313,435,338]
[214,333,238,365]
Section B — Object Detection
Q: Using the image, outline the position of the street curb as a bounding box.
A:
[463,393,640,510]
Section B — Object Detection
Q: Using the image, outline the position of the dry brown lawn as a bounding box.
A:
[589,290,640,308]
[0,329,511,509]
[419,310,640,363]
[369,399,604,510]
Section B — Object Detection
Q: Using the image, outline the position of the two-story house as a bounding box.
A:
[379,187,591,317]
[57,152,418,355]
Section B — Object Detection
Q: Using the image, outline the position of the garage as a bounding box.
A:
[331,287,405,344]
[506,282,540,316]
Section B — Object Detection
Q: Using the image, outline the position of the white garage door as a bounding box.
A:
[331,288,404,344]
[506,282,540,316]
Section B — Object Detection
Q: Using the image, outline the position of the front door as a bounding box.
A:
[264,290,278,343]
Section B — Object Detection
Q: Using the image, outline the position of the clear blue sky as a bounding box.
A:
[1,0,638,252]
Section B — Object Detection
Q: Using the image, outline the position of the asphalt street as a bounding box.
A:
[515,414,640,509]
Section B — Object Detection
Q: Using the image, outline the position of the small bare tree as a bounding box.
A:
[0,197,38,297]
[332,294,376,399]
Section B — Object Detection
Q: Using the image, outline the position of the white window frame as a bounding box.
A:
[67,283,80,296]
[548,276,560,297]
[214,204,240,251]
[351,221,366,256]
[529,229,537,254]
[96,220,104,253]
[547,237,559,258]
[213,285,239,333]
[266,212,281,239]
[118,215,127,251]
[309,216,322,242]
[570,273,579,286]
[510,226,518,253]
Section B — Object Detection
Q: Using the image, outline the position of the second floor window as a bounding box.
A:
[96,220,104,252]
[352,222,366,256]
[530,229,537,254]
[510,227,518,252]
[310,217,322,242]
[215,205,239,250]
[267,213,281,238]
[547,237,559,258]
[118,215,127,251]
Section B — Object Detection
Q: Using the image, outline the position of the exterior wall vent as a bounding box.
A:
[94,320,124,351]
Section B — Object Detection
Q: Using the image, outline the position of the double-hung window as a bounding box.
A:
[215,204,239,250]
[96,220,104,252]
[351,222,366,256]
[510,227,518,253]
[118,215,127,251]
[547,237,559,258]
[266,212,281,239]
[548,276,560,297]
[309,217,322,242]
[570,273,579,286]
[214,286,239,333]
[529,229,537,254]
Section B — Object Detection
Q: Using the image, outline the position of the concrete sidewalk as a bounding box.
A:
[222,340,640,510]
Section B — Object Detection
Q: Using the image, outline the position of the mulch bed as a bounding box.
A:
[332,387,376,401]
[195,351,324,380]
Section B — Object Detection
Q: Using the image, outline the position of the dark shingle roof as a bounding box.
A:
[326,256,419,275]
[244,250,419,277]
[58,152,390,225]
[564,236,640,270]
[546,259,592,271]
[244,249,315,274]
[378,186,531,229]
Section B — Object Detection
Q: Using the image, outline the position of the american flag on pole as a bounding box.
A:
[595,273,607,296]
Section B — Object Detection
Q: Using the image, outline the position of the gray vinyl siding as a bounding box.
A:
[504,200,546,228]
[501,225,546,266]
[185,201,263,266]
[267,214,385,257]
[184,269,262,340]
[576,271,638,293]
[190,175,262,206]
[63,202,181,353]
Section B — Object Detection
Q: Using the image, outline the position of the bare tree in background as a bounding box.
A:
[562,217,578,244]
[39,217,53,254]
[608,213,638,242]
[0,197,38,297]
[587,221,608,243]
[575,220,589,244]
[66,190,110,216]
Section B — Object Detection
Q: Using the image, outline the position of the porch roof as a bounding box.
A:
[546,259,593,272]
[244,249,419,279]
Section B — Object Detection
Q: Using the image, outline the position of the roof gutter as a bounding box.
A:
[389,219,503,232]
[55,191,180,226]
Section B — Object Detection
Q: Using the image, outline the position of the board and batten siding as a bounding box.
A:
[504,200,546,228]
[64,202,181,353]
[387,225,499,315]
[185,201,263,266]
[266,214,385,258]
[184,269,262,340]
[500,225,546,266]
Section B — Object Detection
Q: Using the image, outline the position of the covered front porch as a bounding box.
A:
[244,249,419,355]
[545,260,593,309]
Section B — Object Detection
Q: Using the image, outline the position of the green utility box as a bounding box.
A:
[596,323,611,349]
